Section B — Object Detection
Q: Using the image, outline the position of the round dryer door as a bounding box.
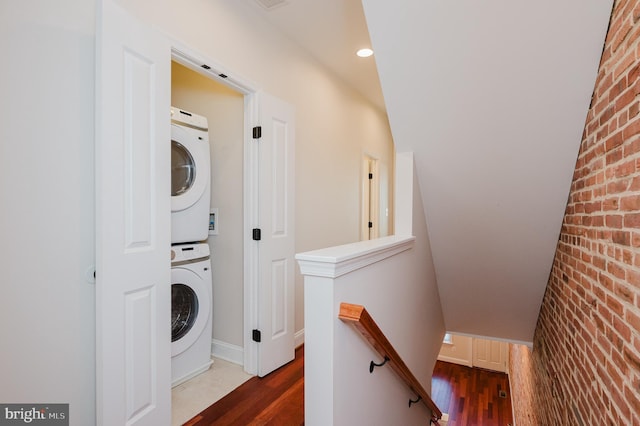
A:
[171,142,196,198]
[171,267,211,357]
[171,124,210,212]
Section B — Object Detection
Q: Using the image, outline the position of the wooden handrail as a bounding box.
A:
[339,302,443,422]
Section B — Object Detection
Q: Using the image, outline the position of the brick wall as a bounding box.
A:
[509,0,640,424]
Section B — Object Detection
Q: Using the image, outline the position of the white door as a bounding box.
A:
[96,1,171,425]
[255,92,296,376]
[472,338,508,373]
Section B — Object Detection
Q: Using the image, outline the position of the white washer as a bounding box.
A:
[171,243,213,387]
[171,107,211,244]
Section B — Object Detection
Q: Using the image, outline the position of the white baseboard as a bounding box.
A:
[437,354,473,367]
[295,329,305,348]
[211,339,244,366]
[212,331,303,368]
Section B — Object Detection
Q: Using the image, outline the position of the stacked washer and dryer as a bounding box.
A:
[170,107,214,387]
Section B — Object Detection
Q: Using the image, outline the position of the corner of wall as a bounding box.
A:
[394,152,414,236]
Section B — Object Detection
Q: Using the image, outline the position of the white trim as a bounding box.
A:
[294,329,305,348]
[361,153,380,241]
[437,354,473,368]
[295,235,415,278]
[211,339,244,366]
[168,43,261,376]
[243,92,260,375]
[447,330,533,348]
[170,42,258,95]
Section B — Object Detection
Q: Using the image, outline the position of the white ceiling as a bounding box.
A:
[362,0,613,342]
[246,0,385,111]
[248,0,614,343]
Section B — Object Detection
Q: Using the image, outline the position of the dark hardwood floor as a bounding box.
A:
[182,348,513,426]
[432,360,513,426]
[184,346,304,426]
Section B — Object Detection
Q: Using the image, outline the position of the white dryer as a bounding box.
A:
[171,243,213,387]
[171,107,211,244]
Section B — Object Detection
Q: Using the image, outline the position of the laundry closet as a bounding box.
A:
[171,60,245,367]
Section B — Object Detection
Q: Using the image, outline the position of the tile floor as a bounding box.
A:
[171,357,253,426]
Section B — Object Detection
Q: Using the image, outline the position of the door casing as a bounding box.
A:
[97,5,295,424]
[171,46,263,374]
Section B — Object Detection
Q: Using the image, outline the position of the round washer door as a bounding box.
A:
[171,124,209,212]
[171,267,211,357]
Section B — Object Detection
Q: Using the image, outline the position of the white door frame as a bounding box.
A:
[168,45,262,374]
[361,153,380,241]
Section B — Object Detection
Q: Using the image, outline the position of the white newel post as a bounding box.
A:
[296,236,416,426]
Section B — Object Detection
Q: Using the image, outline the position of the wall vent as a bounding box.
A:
[254,0,289,11]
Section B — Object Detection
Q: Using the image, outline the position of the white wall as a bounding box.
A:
[0,1,96,424]
[1,0,393,424]
[116,0,395,335]
[297,155,444,424]
[437,334,510,373]
[171,62,245,350]
[438,334,474,367]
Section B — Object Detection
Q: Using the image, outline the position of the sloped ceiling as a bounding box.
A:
[362,0,613,343]
[249,0,614,343]
[246,0,385,111]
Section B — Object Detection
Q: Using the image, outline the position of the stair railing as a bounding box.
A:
[339,302,443,423]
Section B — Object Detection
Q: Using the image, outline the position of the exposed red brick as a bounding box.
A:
[612,230,631,245]
[628,269,640,286]
[624,212,640,227]
[614,159,638,178]
[624,385,640,419]
[607,146,624,164]
[600,272,615,292]
[630,175,640,190]
[607,178,631,194]
[608,260,627,279]
[625,309,640,331]
[609,382,632,421]
[623,116,640,140]
[620,195,640,210]
[615,81,640,112]
[613,313,632,340]
[607,214,624,228]
[604,198,621,211]
[606,130,625,151]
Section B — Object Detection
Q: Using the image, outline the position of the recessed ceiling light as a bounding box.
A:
[254,0,289,11]
[356,48,374,58]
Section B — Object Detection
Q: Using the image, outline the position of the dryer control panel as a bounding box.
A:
[171,243,210,264]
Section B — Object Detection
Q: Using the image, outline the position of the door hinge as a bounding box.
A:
[368,222,373,228]
[252,228,262,241]
[253,126,262,139]
[252,329,262,343]
[368,173,373,179]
